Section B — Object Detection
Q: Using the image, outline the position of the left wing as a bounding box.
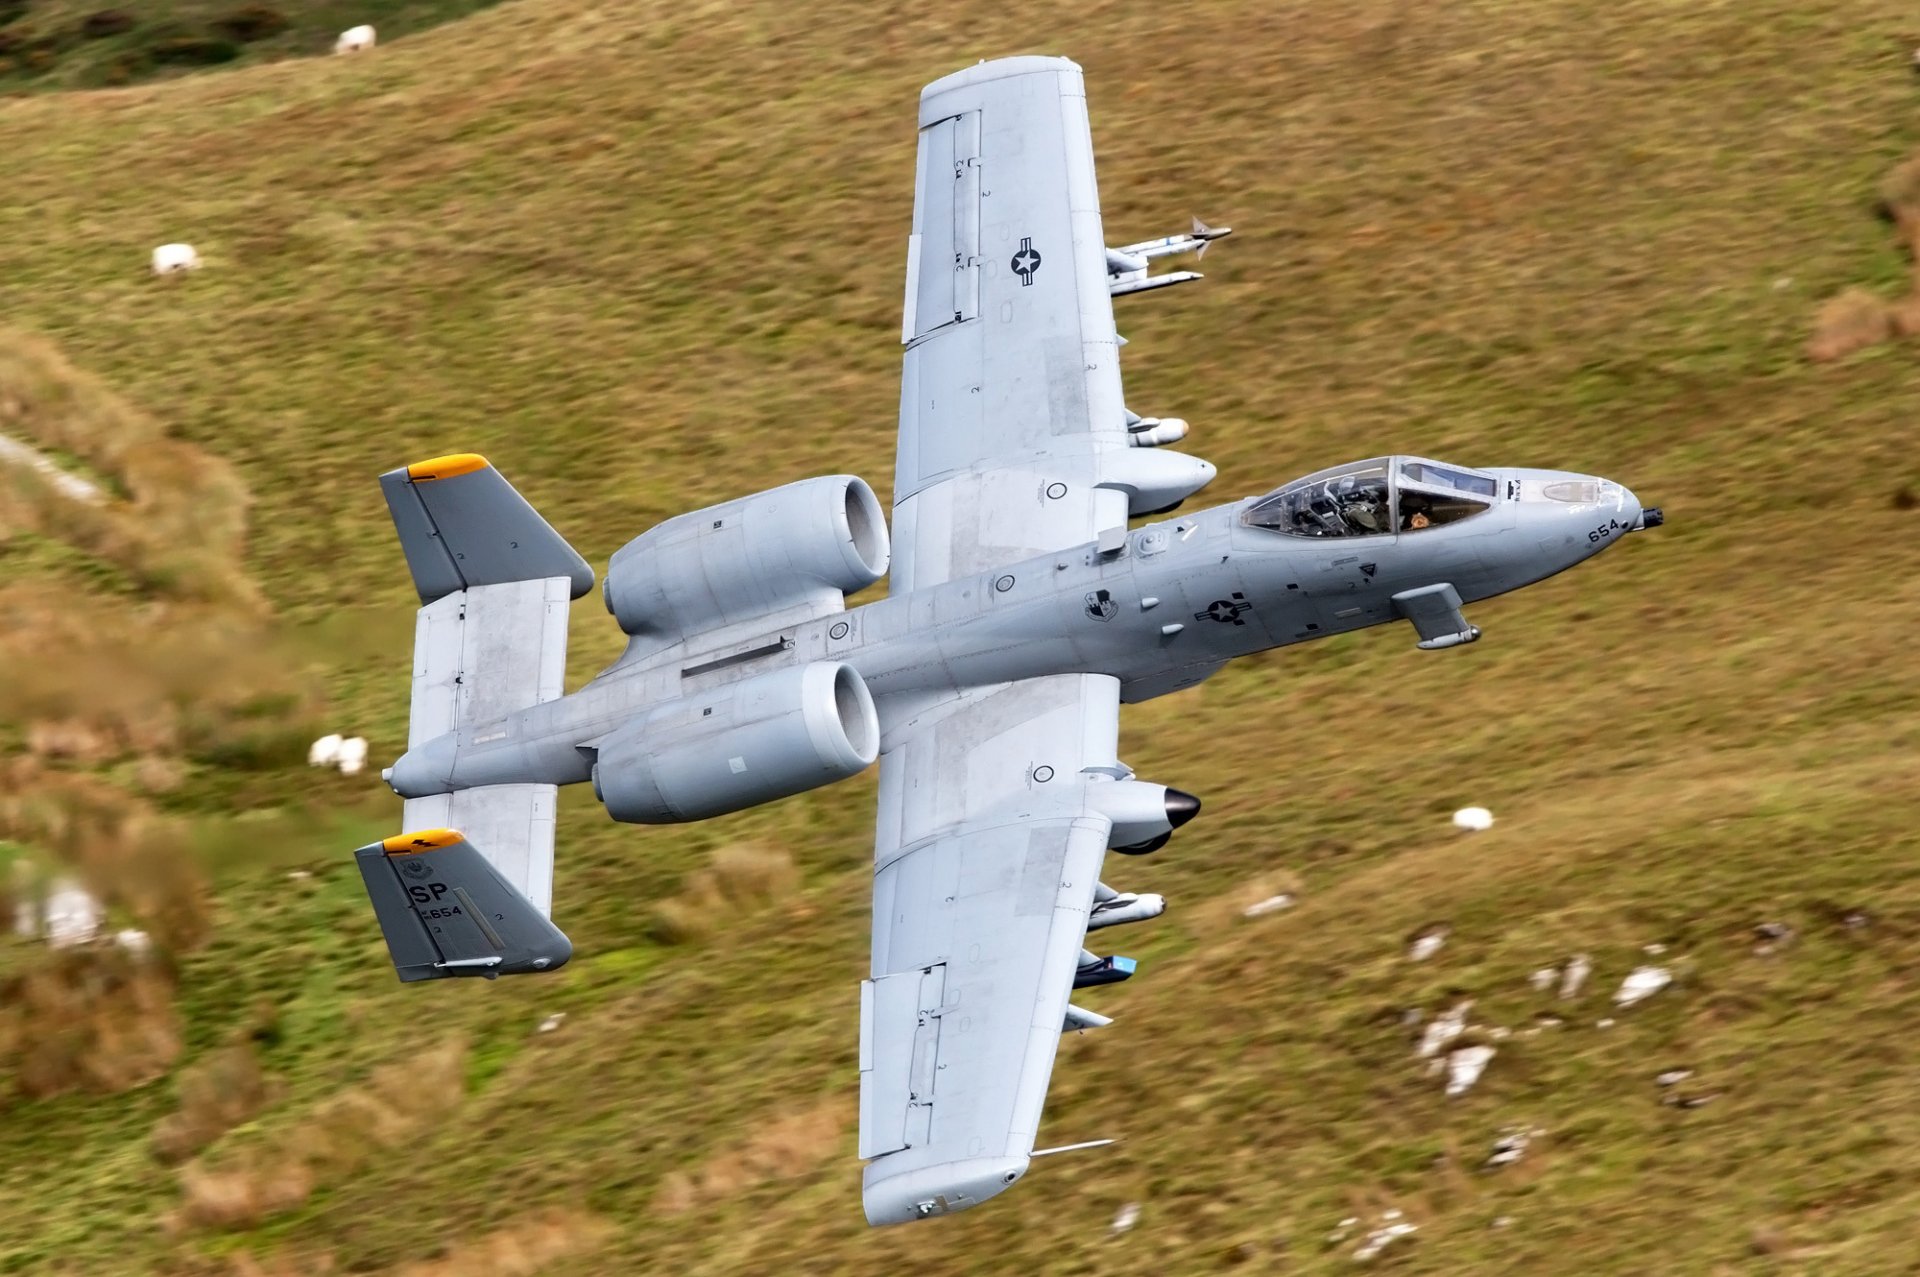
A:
[860,674,1134,1224]
[890,56,1216,592]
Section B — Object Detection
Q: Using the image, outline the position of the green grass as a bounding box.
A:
[0,0,506,91]
[3,0,1920,1271]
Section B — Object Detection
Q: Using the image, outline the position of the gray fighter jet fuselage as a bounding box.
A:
[387,461,1659,806]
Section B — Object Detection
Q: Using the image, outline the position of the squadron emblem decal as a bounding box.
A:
[1085,588,1118,622]
[1196,592,1253,625]
[399,858,434,879]
[1011,237,1043,286]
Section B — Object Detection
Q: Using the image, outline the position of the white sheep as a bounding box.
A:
[151,243,201,275]
[1452,805,1495,831]
[308,734,343,767]
[336,736,369,775]
[334,24,376,54]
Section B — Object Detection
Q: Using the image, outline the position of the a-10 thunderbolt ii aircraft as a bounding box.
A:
[354,55,1661,1226]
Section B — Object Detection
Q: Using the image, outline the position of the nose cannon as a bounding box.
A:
[1637,507,1665,530]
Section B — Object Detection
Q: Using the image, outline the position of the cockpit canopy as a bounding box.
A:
[1244,456,1498,538]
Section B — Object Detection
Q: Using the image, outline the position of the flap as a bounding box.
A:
[858,965,948,1160]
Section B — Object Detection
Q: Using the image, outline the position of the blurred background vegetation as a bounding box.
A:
[2,0,1920,1272]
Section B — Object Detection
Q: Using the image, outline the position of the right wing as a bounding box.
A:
[860,674,1123,1224]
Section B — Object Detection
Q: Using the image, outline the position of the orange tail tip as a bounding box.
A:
[406,453,490,481]
[382,828,467,853]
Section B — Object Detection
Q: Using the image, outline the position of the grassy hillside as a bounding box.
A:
[3,0,1920,1272]
[0,0,504,91]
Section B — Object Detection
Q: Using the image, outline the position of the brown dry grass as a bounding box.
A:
[175,1037,468,1231]
[0,759,210,954]
[0,326,261,609]
[647,842,799,944]
[151,1042,278,1164]
[0,947,180,1100]
[0,582,312,772]
[222,1209,614,1277]
[389,1209,616,1277]
[1807,287,1895,363]
[1811,149,1920,361]
[652,1100,844,1216]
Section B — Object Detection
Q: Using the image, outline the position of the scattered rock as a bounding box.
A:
[1662,1092,1719,1110]
[1843,910,1871,931]
[1559,954,1591,1000]
[151,243,202,275]
[1753,922,1794,954]
[1354,1210,1418,1262]
[1528,966,1558,992]
[334,23,375,54]
[1451,806,1494,832]
[114,928,152,956]
[1491,1215,1515,1230]
[1614,966,1672,1008]
[1407,925,1448,962]
[43,878,103,948]
[1111,1201,1140,1235]
[1643,942,1667,955]
[1242,894,1295,918]
[1483,1126,1541,1170]
[538,1012,567,1034]
[1445,1045,1496,1098]
[1417,1000,1472,1058]
[1655,1069,1693,1088]
[1328,1216,1359,1244]
[1596,1018,1616,1029]
[286,870,311,881]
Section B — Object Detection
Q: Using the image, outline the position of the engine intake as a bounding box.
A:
[605,475,889,644]
[592,661,879,823]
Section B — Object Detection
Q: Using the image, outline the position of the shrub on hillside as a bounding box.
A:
[647,843,798,944]
[147,34,240,67]
[150,1042,277,1164]
[79,10,135,39]
[215,5,286,43]
[0,946,181,1101]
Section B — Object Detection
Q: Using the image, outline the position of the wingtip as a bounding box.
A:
[406,453,490,482]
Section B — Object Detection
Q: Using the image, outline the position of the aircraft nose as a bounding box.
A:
[1604,480,1641,529]
[1603,479,1663,532]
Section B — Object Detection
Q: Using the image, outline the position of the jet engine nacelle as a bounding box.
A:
[604,475,890,643]
[592,661,879,823]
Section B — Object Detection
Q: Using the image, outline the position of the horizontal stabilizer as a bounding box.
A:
[380,453,594,606]
[354,828,571,983]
